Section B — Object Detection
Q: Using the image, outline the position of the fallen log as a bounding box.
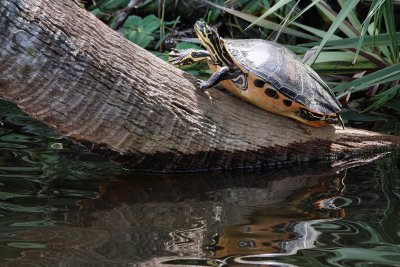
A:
[0,0,399,171]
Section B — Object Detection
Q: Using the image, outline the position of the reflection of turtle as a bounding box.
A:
[169,21,344,128]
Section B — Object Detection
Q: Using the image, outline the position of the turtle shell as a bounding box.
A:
[224,39,341,115]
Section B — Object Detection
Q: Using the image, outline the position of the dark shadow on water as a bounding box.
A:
[1,100,400,266]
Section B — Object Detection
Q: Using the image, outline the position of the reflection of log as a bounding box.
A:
[6,165,346,266]
[1,0,400,171]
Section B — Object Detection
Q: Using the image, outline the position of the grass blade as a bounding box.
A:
[362,84,400,112]
[338,0,362,29]
[383,0,399,63]
[314,51,367,63]
[286,0,324,26]
[353,0,385,64]
[274,12,341,40]
[335,64,400,97]
[301,32,400,49]
[287,19,341,40]
[311,61,377,73]
[245,0,293,31]
[315,0,359,38]
[200,0,319,41]
[273,0,300,42]
[385,99,400,111]
[309,0,360,65]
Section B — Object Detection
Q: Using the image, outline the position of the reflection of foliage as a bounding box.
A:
[375,151,400,243]
[0,101,118,204]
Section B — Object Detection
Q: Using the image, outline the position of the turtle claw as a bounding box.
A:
[196,80,209,90]
[168,49,193,66]
[169,48,210,67]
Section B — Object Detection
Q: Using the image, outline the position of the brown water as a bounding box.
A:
[1,100,400,267]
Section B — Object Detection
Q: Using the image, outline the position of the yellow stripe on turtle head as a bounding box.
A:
[194,21,233,66]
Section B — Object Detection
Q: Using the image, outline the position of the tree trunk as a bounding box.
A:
[0,0,399,171]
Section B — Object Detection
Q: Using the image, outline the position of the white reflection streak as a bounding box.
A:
[233,219,333,266]
[165,219,208,256]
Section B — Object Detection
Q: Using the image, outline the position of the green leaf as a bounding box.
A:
[309,0,360,65]
[315,0,359,38]
[152,51,168,61]
[314,51,366,63]
[363,84,400,112]
[353,0,385,64]
[301,32,400,49]
[121,15,161,48]
[175,42,202,50]
[383,0,399,63]
[200,0,319,41]
[286,0,324,26]
[206,9,220,23]
[125,32,154,48]
[285,45,309,53]
[90,8,107,17]
[298,33,394,71]
[335,64,400,96]
[142,15,161,33]
[123,15,142,28]
[311,61,377,73]
[338,0,362,29]
[245,0,293,31]
[287,19,341,40]
[243,0,266,14]
[341,110,389,122]
[122,15,160,34]
[385,99,400,111]
[95,0,129,11]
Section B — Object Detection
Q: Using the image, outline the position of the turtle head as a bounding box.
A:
[194,21,228,65]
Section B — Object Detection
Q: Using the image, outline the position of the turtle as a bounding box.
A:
[169,21,344,128]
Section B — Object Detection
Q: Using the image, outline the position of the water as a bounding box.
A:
[0,100,400,267]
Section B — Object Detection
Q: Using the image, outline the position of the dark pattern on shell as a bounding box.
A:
[283,99,293,107]
[264,88,279,99]
[253,79,266,88]
[225,39,341,114]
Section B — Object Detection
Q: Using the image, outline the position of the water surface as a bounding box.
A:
[0,100,399,267]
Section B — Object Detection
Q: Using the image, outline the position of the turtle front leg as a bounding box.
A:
[168,49,210,67]
[197,66,236,90]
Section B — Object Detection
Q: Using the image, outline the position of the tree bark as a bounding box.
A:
[0,0,399,171]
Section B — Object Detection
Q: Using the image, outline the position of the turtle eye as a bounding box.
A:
[204,27,212,36]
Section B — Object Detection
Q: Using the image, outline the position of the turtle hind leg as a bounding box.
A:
[297,108,344,128]
[168,49,210,67]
